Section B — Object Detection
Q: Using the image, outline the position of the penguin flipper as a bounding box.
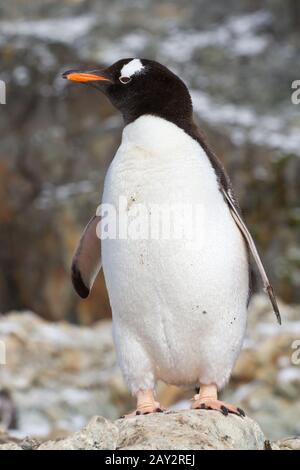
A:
[190,124,280,323]
[71,215,101,298]
[222,188,281,325]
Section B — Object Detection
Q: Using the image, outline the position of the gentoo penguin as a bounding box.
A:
[63,59,281,417]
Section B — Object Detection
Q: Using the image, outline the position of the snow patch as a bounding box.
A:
[256,321,300,337]
[0,15,96,44]
[277,367,300,384]
[160,11,270,61]
[192,90,300,157]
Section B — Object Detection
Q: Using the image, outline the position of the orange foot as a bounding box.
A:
[121,390,165,419]
[191,396,245,417]
[121,401,164,418]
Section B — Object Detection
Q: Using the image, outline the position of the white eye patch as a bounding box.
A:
[120,59,144,81]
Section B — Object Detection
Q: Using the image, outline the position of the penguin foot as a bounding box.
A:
[191,396,245,418]
[121,401,164,419]
[121,390,165,418]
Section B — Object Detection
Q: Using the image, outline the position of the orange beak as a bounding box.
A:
[62,71,111,83]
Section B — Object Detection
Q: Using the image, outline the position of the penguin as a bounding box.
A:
[63,59,281,417]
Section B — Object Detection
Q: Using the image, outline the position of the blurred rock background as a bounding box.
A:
[0,0,299,442]
[0,295,299,441]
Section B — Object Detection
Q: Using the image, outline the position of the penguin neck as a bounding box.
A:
[121,112,229,193]
[122,107,206,155]
[123,108,193,132]
[121,115,200,157]
[120,87,194,136]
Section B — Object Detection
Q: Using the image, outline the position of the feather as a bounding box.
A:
[222,188,281,324]
[71,215,101,298]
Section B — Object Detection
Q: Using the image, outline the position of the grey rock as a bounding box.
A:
[224,294,300,440]
[0,312,132,438]
[1,303,300,442]
[0,442,23,450]
[275,437,300,450]
[116,410,266,450]
[38,416,119,450]
[2,410,266,450]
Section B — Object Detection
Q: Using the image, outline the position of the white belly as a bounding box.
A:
[101,115,249,392]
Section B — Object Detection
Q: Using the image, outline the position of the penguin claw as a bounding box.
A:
[220,405,229,416]
[191,398,245,418]
[237,407,245,417]
[120,404,165,418]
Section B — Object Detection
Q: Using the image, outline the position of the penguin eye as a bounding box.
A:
[119,76,132,84]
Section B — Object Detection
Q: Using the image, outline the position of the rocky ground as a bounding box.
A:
[0,294,299,445]
[0,411,299,451]
[224,295,300,440]
[0,411,269,450]
[0,313,132,438]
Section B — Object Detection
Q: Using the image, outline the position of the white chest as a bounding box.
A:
[101,113,248,312]
[102,115,222,211]
[101,115,249,388]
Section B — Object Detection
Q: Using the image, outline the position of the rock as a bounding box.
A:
[4,410,266,450]
[1,302,300,442]
[275,437,300,451]
[0,312,132,438]
[224,295,300,440]
[20,437,40,450]
[38,416,118,450]
[0,442,23,450]
[116,410,265,450]
[0,431,23,450]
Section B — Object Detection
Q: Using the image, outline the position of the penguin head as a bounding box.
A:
[62,58,193,126]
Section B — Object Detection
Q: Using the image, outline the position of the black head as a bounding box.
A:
[62,58,193,128]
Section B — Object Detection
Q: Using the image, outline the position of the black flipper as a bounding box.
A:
[190,123,281,324]
[71,215,101,298]
[222,188,281,325]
